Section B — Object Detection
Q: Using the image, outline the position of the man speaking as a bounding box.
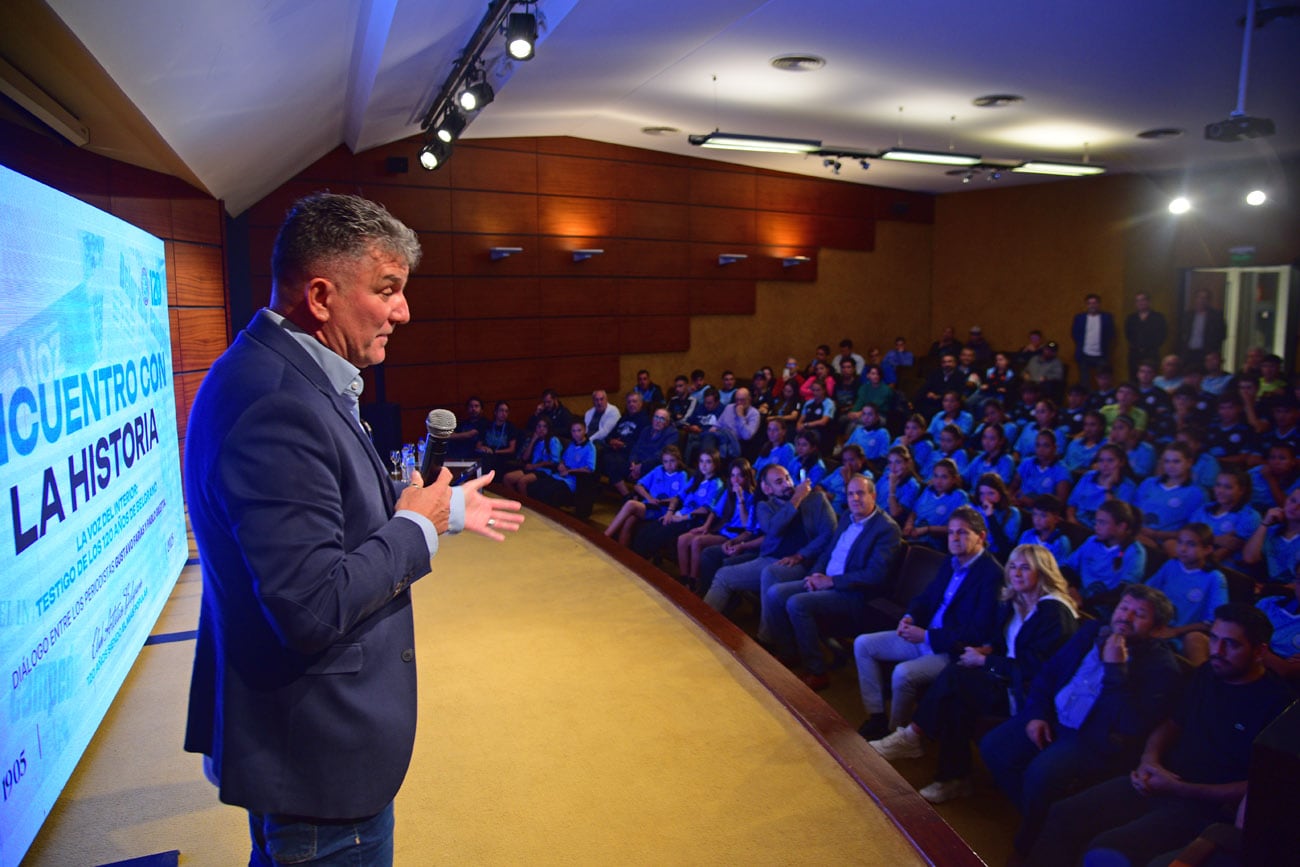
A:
[183,194,523,864]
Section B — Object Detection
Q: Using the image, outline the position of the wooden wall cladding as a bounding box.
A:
[245,135,931,443]
[0,118,229,477]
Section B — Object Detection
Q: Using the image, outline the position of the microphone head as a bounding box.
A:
[426,408,457,438]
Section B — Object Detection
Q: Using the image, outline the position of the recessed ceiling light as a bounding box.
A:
[1137,127,1185,140]
[972,94,1024,108]
[770,54,826,72]
[641,126,680,136]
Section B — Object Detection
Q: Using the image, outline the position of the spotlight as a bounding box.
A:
[419,140,452,171]
[822,158,842,175]
[436,109,467,143]
[459,80,494,112]
[506,12,537,61]
[1168,196,1191,214]
[859,159,870,171]
[1246,189,1267,206]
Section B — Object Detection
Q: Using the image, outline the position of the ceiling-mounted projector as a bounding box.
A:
[1205,115,1276,142]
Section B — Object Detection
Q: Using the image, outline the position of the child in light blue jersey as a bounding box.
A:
[905,459,970,550]
[1018,495,1072,564]
[605,446,689,547]
[928,390,974,439]
[893,414,933,476]
[1244,488,1300,583]
[880,445,923,525]
[965,424,1017,491]
[754,418,796,477]
[1257,563,1300,683]
[1146,523,1227,665]
[1136,442,1208,549]
[845,404,891,469]
[1015,430,1072,508]
[921,425,969,481]
[1062,499,1146,616]
[1013,399,1068,458]
[791,429,828,487]
[818,444,873,517]
[1063,410,1106,475]
[976,473,1020,561]
[1109,414,1156,479]
[1067,444,1137,529]
[1187,470,1260,567]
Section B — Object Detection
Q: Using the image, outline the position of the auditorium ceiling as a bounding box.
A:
[7,0,1300,213]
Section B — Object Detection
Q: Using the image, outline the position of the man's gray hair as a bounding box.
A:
[271,193,421,294]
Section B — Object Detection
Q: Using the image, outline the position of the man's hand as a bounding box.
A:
[896,615,925,644]
[777,553,805,568]
[958,645,991,667]
[804,573,834,591]
[790,480,812,508]
[1025,719,1053,750]
[403,469,524,541]
[1131,761,1181,797]
[1102,630,1129,664]
[397,467,455,533]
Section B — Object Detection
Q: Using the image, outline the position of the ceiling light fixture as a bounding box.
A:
[689,131,822,154]
[459,79,495,112]
[506,11,537,60]
[880,147,981,166]
[1245,190,1267,206]
[1013,160,1106,177]
[418,140,452,171]
[1169,197,1192,214]
[435,108,467,143]
[972,94,1024,108]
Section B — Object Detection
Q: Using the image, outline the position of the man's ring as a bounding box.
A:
[487,518,496,528]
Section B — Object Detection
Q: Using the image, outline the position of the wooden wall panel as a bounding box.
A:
[452,189,538,235]
[172,198,224,245]
[173,242,226,306]
[175,308,229,372]
[619,316,689,353]
[383,319,458,364]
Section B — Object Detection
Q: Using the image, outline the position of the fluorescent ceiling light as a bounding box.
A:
[689,132,822,154]
[1013,161,1106,177]
[880,148,981,166]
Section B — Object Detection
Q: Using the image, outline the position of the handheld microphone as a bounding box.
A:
[418,409,457,486]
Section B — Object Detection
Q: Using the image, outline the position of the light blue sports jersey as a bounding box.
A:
[1017,459,1072,498]
[1146,560,1228,627]
[714,490,759,538]
[1014,424,1068,457]
[1126,442,1158,479]
[1188,504,1261,568]
[1018,527,1073,563]
[912,487,971,549]
[966,451,1018,487]
[1067,471,1138,528]
[928,410,974,438]
[1261,527,1300,582]
[679,476,724,513]
[986,507,1021,558]
[1190,453,1220,491]
[1257,595,1300,659]
[846,425,891,461]
[1063,437,1104,474]
[793,458,828,488]
[755,442,797,477]
[921,447,970,482]
[1064,537,1146,596]
[892,435,934,473]
[640,467,689,517]
[1134,479,1207,532]
[880,475,923,517]
[543,440,596,491]
[1248,466,1300,514]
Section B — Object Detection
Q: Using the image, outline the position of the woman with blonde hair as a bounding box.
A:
[867,544,1077,804]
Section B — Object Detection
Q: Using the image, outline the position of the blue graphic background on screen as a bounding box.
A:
[0,163,187,867]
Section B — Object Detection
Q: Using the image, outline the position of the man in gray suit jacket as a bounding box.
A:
[184,194,522,865]
[763,475,903,690]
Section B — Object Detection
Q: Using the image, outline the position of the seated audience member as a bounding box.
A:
[601,391,651,497]
[623,407,678,488]
[749,369,777,420]
[832,358,862,418]
[920,424,969,481]
[1016,431,1072,507]
[1146,523,1229,665]
[803,343,833,379]
[1013,399,1069,458]
[790,430,828,487]
[966,326,993,367]
[714,387,761,458]
[503,416,562,496]
[678,458,757,590]
[1201,350,1233,395]
[965,424,1018,492]
[633,368,664,409]
[1099,382,1150,434]
[916,352,963,419]
[1016,329,1045,368]
[769,379,803,437]
[1135,358,1175,421]
[880,445,923,525]
[1135,442,1209,549]
[604,446,689,547]
[1086,364,1118,411]
[475,400,520,476]
[1060,384,1090,435]
[929,325,963,362]
[818,444,872,518]
[856,506,1003,740]
[1243,488,1300,583]
[928,390,974,439]
[893,413,935,474]
[1264,394,1299,451]
[1237,374,1270,435]
[1022,340,1065,395]
[754,418,796,477]
[843,403,891,471]
[780,356,802,385]
[582,388,621,449]
[799,360,836,404]
[1257,353,1289,402]
[1011,382,1044,427]
[905,459,971,551]
[1109,413,1157,479]
[1174,425,1220,489]
[1151,384,1208,445]
[681,387,724,463]
[977,351,1018,409]
[976,473,1021,562]
[687,368,711,403]
[1018,495,1073,563]
[526,419,596,506]
[849,364,898,425]
[665,374,696,429]
[796,377,836,451]
[1187,470,1260,568]
[1258,562,1300,683]
[448,396,487,459]
[524,388,572,438]
[1153,353,1185,392]
[882,337,914,383]
[1067,443,1138,529]
[836,338,866,376]
[1249,442,1299,513]
[978,585,1182,858]
[716,370,738,406]
[1206,392,1258,472]
[764,475,903,691]
[1062,500,1147,614]
[1063,410,1107,475]
[1027,605,1294,867]
[973,399,1021,450]
[704,464,837,636]
[631,448,723,560]
[957,346,983,401]
[875,545,1078,804]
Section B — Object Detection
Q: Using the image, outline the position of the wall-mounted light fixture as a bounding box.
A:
[490,246,524,260]
[718,253,749,266]
[782,256,811,268]
[572,248,605,262]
